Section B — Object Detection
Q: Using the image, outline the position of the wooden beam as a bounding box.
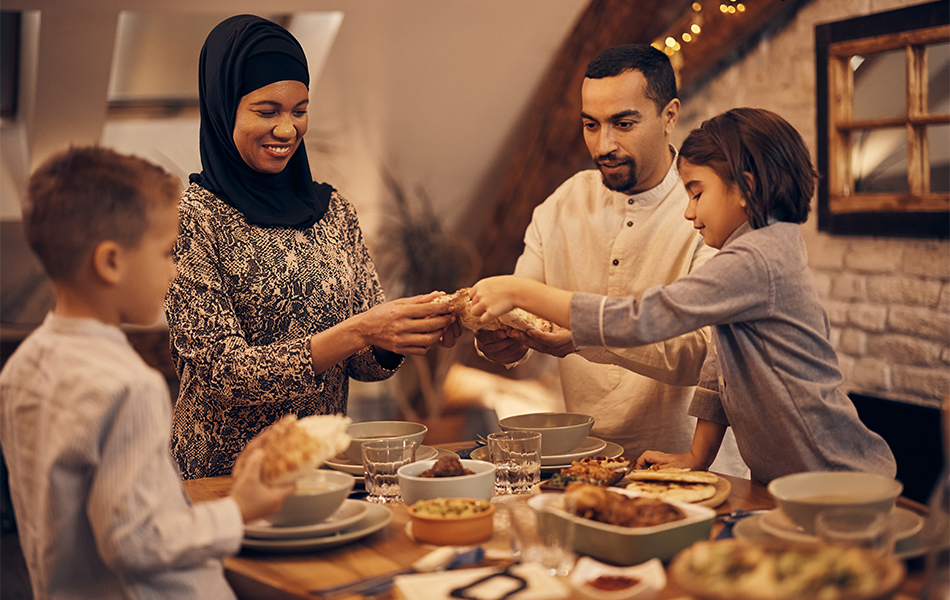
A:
[475,0,694,278]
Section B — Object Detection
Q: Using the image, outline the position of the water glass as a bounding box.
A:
[362,439,416,504]
[506,499,576,576]
[815,507,893,556]
[487,431,541,495]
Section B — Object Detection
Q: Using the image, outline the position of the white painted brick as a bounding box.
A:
[839,328,867,356]
[888,306,950,342]
[892,365,950,401]
[939,285,950,313]
[851,358,892,390]
[942,347,950,364]
[866,275,943,306]
[812,271,834,300]
[838,354,856,381]
[866,334,944,366]
[830,327,843,350]
[845,240,903,273]
[831,274,866,301]
[901,241,950,279]
[848,304,888,332]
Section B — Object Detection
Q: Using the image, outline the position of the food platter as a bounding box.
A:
[244,499,368,540]
[241,502,392,553]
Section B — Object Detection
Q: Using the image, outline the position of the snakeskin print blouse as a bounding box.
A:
[165,183,400,479]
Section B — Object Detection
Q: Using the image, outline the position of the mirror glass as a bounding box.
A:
[852,48,906,120]
[851,127,908,193]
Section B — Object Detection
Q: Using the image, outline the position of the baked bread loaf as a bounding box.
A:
[435,288,554,333]
[257,414,352,485]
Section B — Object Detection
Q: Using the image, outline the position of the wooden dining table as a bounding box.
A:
[182,441,931,600]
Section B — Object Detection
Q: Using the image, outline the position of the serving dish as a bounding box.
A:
[268,469,354,527]
[241,502,392,553]
[569,556,666,600]
[342,420,428,463]
[407,498,495,545]
[528,489,716,565]
[244,499,368,540]
[498,412,594,455]
[767,471,902,534]
[397,459,495,505]
[668,538,905,600]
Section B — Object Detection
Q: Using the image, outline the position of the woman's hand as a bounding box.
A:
[230,448,296,524]
[357,292,456,355]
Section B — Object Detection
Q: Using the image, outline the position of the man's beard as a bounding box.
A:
[596,154,638,194]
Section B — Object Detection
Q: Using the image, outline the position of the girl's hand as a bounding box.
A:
[469,276,519,322]
[635,450,705,472]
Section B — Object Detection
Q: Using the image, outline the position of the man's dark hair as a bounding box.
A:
[584,45,678,115]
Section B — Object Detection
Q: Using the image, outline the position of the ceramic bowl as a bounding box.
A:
[397,459,495,505]
[528,490,716,566]
[569,556,666,600]
[767,471,903,534]
[269,469,355,527]
[342,420,428,464]
[498,412,594,455]
[407,498,495,545]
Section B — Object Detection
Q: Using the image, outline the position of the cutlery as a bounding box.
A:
[311,546,484,598]
[714,508,769,540]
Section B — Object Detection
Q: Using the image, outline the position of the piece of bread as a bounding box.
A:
[626,467,719,484]
[625,480,717,503]
[435,288,554,333]
[257,414,352,485]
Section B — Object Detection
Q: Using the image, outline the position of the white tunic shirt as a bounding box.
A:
[0,314,242,599]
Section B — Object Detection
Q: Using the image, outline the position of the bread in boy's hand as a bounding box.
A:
[435,288,554,333]
[256,414,352,485]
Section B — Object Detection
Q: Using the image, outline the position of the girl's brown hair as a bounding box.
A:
[677,108,818,228]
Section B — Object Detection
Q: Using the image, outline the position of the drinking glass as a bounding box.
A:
[815,507,893,556]
[487,431,541,495]
[506,498,576,576]
[362,439,416,503]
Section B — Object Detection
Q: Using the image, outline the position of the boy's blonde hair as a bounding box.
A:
[23,146,180,283]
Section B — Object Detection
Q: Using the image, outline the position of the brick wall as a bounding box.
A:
[674,0,949,408]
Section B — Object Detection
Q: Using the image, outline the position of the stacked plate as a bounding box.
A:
[471,437,623,473]
[324,446,459,482]
[242,500,393,553]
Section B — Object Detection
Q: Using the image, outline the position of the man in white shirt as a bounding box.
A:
[476,45,745,474]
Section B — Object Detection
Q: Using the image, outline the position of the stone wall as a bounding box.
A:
[674,0,949,408]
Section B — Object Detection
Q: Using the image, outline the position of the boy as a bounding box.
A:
[0,146,294,599]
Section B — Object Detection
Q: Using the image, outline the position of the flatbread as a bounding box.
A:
[625,480,717,503]
[626,467,719,484]
[257,414,352,485]
[435,288,554,333]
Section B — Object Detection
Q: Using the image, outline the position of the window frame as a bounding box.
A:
[815,0,950,237]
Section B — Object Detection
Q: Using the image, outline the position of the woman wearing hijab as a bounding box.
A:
[166,15,457,480]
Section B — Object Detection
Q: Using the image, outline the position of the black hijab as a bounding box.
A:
[191,14,332,228]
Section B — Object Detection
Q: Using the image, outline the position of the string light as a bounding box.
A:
[654,1,744,59]
[682,32,693,42]
[691,24,701,34]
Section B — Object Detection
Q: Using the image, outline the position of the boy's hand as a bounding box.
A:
[230,449,296,524]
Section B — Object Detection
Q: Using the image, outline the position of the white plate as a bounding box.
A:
[542,441,624,473]
[241,502,392,553]
[244,500,368,540]
[324,445,443,475]
[470,441,624,474]
[541,436,607,466]
[739,508,927,559]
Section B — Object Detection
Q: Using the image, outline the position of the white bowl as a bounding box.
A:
[498,412,594,455]
[767,471,902,534]
[569,556,666,600]
[269,469,355,527]
[342,420,428,464]
[397,459,495,505]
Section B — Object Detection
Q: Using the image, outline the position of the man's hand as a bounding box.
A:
[474,329,529,364]
[514,326,576,358]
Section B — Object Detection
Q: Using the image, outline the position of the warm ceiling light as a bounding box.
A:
[663,46,675,56]
[727,5,736,13]
[666,36,676,47]
[737,3,746,11]
[720,4,729,13]
[652,42,664,51]
[682,33,692,42]
[673,42,681,51]
[691,24,701,34]
[692,2,702,10]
